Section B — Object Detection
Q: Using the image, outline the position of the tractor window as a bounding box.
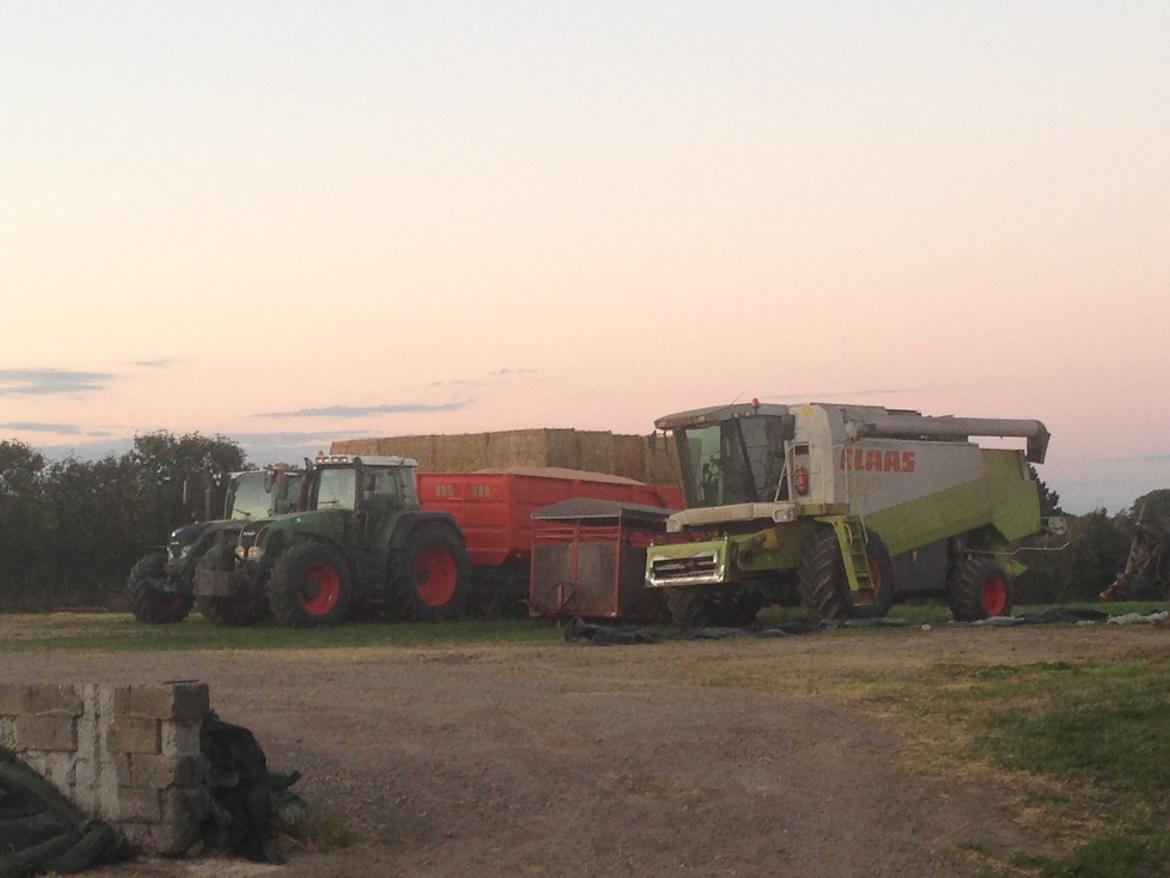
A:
[315,468,356,510]
[227,474,272,520]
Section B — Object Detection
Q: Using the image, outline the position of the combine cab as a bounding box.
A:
[645,401,1050,625]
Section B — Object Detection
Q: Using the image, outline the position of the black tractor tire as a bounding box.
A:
[948,555,1013,622]
[266,542,353,628]
[394,523,472,622]
[194,543,269,627]
[797,527,895,622]
[127,552,192,624]
[665,587,713,628]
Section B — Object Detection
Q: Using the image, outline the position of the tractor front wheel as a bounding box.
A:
[266,542,352,627]
[948,556,1013,621]
[195,543,269,627]
[395,524,471,621]
[665,587,761,629]
[127,552,192,624]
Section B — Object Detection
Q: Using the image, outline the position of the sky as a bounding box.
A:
[1,1,1167,514]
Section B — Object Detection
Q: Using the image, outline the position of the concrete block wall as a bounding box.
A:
[0,682,210,855]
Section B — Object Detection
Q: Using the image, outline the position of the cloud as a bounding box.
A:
[0,422,84,435]
[252,401,471,419]
[132,359,173,368]
[228,430,367,444]
[489,368,538,377]
[86,431,114,438]
[0,369,116,396]
[37,437,136,461]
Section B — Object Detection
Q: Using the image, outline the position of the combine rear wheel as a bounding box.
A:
[266,543,352,627]
[797,527,894,622]
[195,543,268,627]
[395,524,471,621]
[127,552,192,624]
[948,556,1012,621]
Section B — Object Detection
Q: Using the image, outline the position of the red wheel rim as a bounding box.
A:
[301,563,341,616]
[415,547,457,607]
[981,573,1008,616]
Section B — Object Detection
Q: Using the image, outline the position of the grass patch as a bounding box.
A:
[305,810,362,849]
[1014,831,1170,878]
[0,613,567,653]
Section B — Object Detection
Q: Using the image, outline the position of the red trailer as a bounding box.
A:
[417,467,684,613]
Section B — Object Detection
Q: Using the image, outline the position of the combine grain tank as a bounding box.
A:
[644,401,1050,625]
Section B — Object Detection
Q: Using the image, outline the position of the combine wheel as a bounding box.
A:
[948,556,1013,621]
[195,543,269,627]
[395,524,471,621]
[266,542,353,627]
[665,587,714,628]
[797,527,894,622]
[127,552,192,624]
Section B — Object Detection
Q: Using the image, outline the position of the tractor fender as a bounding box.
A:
[389,511,466,552]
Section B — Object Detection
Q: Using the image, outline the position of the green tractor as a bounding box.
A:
[127,466,305,625]
[194,454,471,627]
[645,401,1051,626]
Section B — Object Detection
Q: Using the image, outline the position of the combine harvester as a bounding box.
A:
[644,401,1051,626]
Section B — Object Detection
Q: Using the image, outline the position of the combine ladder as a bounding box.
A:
[829,517,877,606]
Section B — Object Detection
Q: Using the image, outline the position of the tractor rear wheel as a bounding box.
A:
[948,556,1013,621]
[195,543,268,627]
[266,542,353,627]
[797,527,894,622]
[127,552,192,624]
[395,524,471,621]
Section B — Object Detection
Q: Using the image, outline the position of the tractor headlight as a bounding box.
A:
[246,546,265,561]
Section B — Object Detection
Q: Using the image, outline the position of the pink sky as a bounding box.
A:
[2,2,1167,512]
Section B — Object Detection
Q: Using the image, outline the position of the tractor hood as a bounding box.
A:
[167,519,244,564]
[234,509,349,566]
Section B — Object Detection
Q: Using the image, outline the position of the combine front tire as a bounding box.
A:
[797,527,894,622]
[195,543,268,627]
[127,552,192,624]
[665,587,713,628]
[948,556,1013,621]
[395,524,471,621]
[266,543,352,627]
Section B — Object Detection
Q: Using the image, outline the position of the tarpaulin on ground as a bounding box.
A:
[0,747,125,878]
[564,608,1169,645]
[202,715,306,865]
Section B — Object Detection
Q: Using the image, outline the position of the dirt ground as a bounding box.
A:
[4,621,1169,877]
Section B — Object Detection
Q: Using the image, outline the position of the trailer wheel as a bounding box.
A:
[395,524,471,621]
[266,542,352,627]
[128,552,193,624]
[195,543,269,627]
[948,556,1013,621]
[797,528,894,622]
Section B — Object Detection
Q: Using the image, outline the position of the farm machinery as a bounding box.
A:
[644,401,1050,625]
[193,454,471,627]
[127,466,304,624]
